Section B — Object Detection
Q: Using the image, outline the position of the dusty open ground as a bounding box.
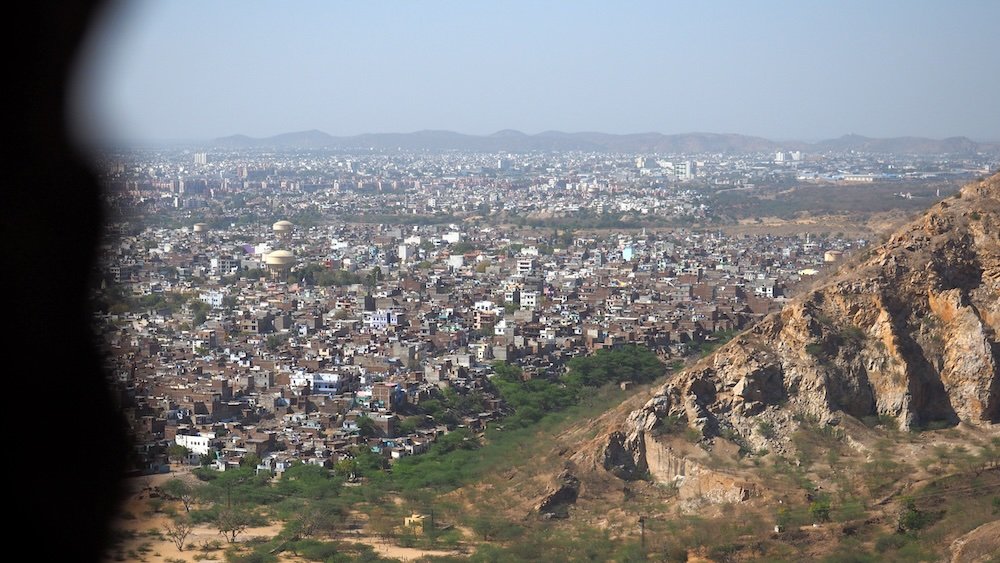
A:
[106,469,467,562]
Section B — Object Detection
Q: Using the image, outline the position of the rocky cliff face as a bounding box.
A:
[603,174,999,483]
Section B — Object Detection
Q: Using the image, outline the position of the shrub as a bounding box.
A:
[874,533,908,553]
[841,325,865,342]
[292,539,341,561]
[810,499,832,523]
[652,415,683,436]
[757,421,776,439]
[897,497,937,532]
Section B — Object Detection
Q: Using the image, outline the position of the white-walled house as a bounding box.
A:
[175,432,216,456]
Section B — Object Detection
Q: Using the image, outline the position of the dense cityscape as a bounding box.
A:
[93,146,994,476]
[20,1,999,560]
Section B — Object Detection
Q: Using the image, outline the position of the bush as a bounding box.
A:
[651,415,683,436]
[200,540,224,552]
[757,421,776,439]
[810,499,832,523]
[720,427,752,457]
[874,533,909,553]
[841,325,866,342]
[897,497,937,532]
[292,539,341,561]
[805,343,825,357]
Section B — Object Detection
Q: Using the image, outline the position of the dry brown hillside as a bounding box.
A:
[601,173,998,488]
[470,175,1000,561]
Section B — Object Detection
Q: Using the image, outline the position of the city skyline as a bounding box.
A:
[71,0,1000,144]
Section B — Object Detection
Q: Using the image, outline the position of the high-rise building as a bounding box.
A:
[636,156,654,169]
[674,161,694,180]
[193,152,208,165]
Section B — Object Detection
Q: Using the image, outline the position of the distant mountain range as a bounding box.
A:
[209,129,999,155]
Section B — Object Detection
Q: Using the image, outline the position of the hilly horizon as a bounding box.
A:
[206,129,1000,155]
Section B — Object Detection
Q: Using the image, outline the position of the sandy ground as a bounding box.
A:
[342,534,466,561]
[107,468,467,562]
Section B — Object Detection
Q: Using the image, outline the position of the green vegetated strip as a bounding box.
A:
[147,347,665,562]
[389,345,665,492]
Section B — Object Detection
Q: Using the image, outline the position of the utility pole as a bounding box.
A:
[639,515,646,551]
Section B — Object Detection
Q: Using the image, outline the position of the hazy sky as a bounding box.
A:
[71,0,1000,143]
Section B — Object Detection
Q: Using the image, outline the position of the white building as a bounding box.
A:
[200,290,225,308]
[674,161,694,180]
[176,433,215,456]
[517,258,536,275]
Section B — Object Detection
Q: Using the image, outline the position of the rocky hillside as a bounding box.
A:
[602,173,999,485]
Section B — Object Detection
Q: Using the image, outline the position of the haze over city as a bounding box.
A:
[72,0,1000,144]
[43,0,1000,560]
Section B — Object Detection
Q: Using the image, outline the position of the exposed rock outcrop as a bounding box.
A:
[948,520,1000,563]
[536,470,581,518]
[604,174,1000,486]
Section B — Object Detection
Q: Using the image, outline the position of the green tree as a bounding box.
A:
[190,300,211,325]
[563,346,664,388]
[164,515,194,551]
[471,515,500,541]
[167,443,190,464]
[216,507,254,543]
[810,499,832,523]
[491,362,523,382]
[283,505,339,540]
[398,417,419,435]
[243,267,265,280]
[334,458,359,481]
[451,241,476,254]
[240,453,262,469]
[276,463,343,500]
[356,415,378,438]
[365,267,383,288]
[897,496,934,532]
[266,334,284,352]
[162,478,198,512]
